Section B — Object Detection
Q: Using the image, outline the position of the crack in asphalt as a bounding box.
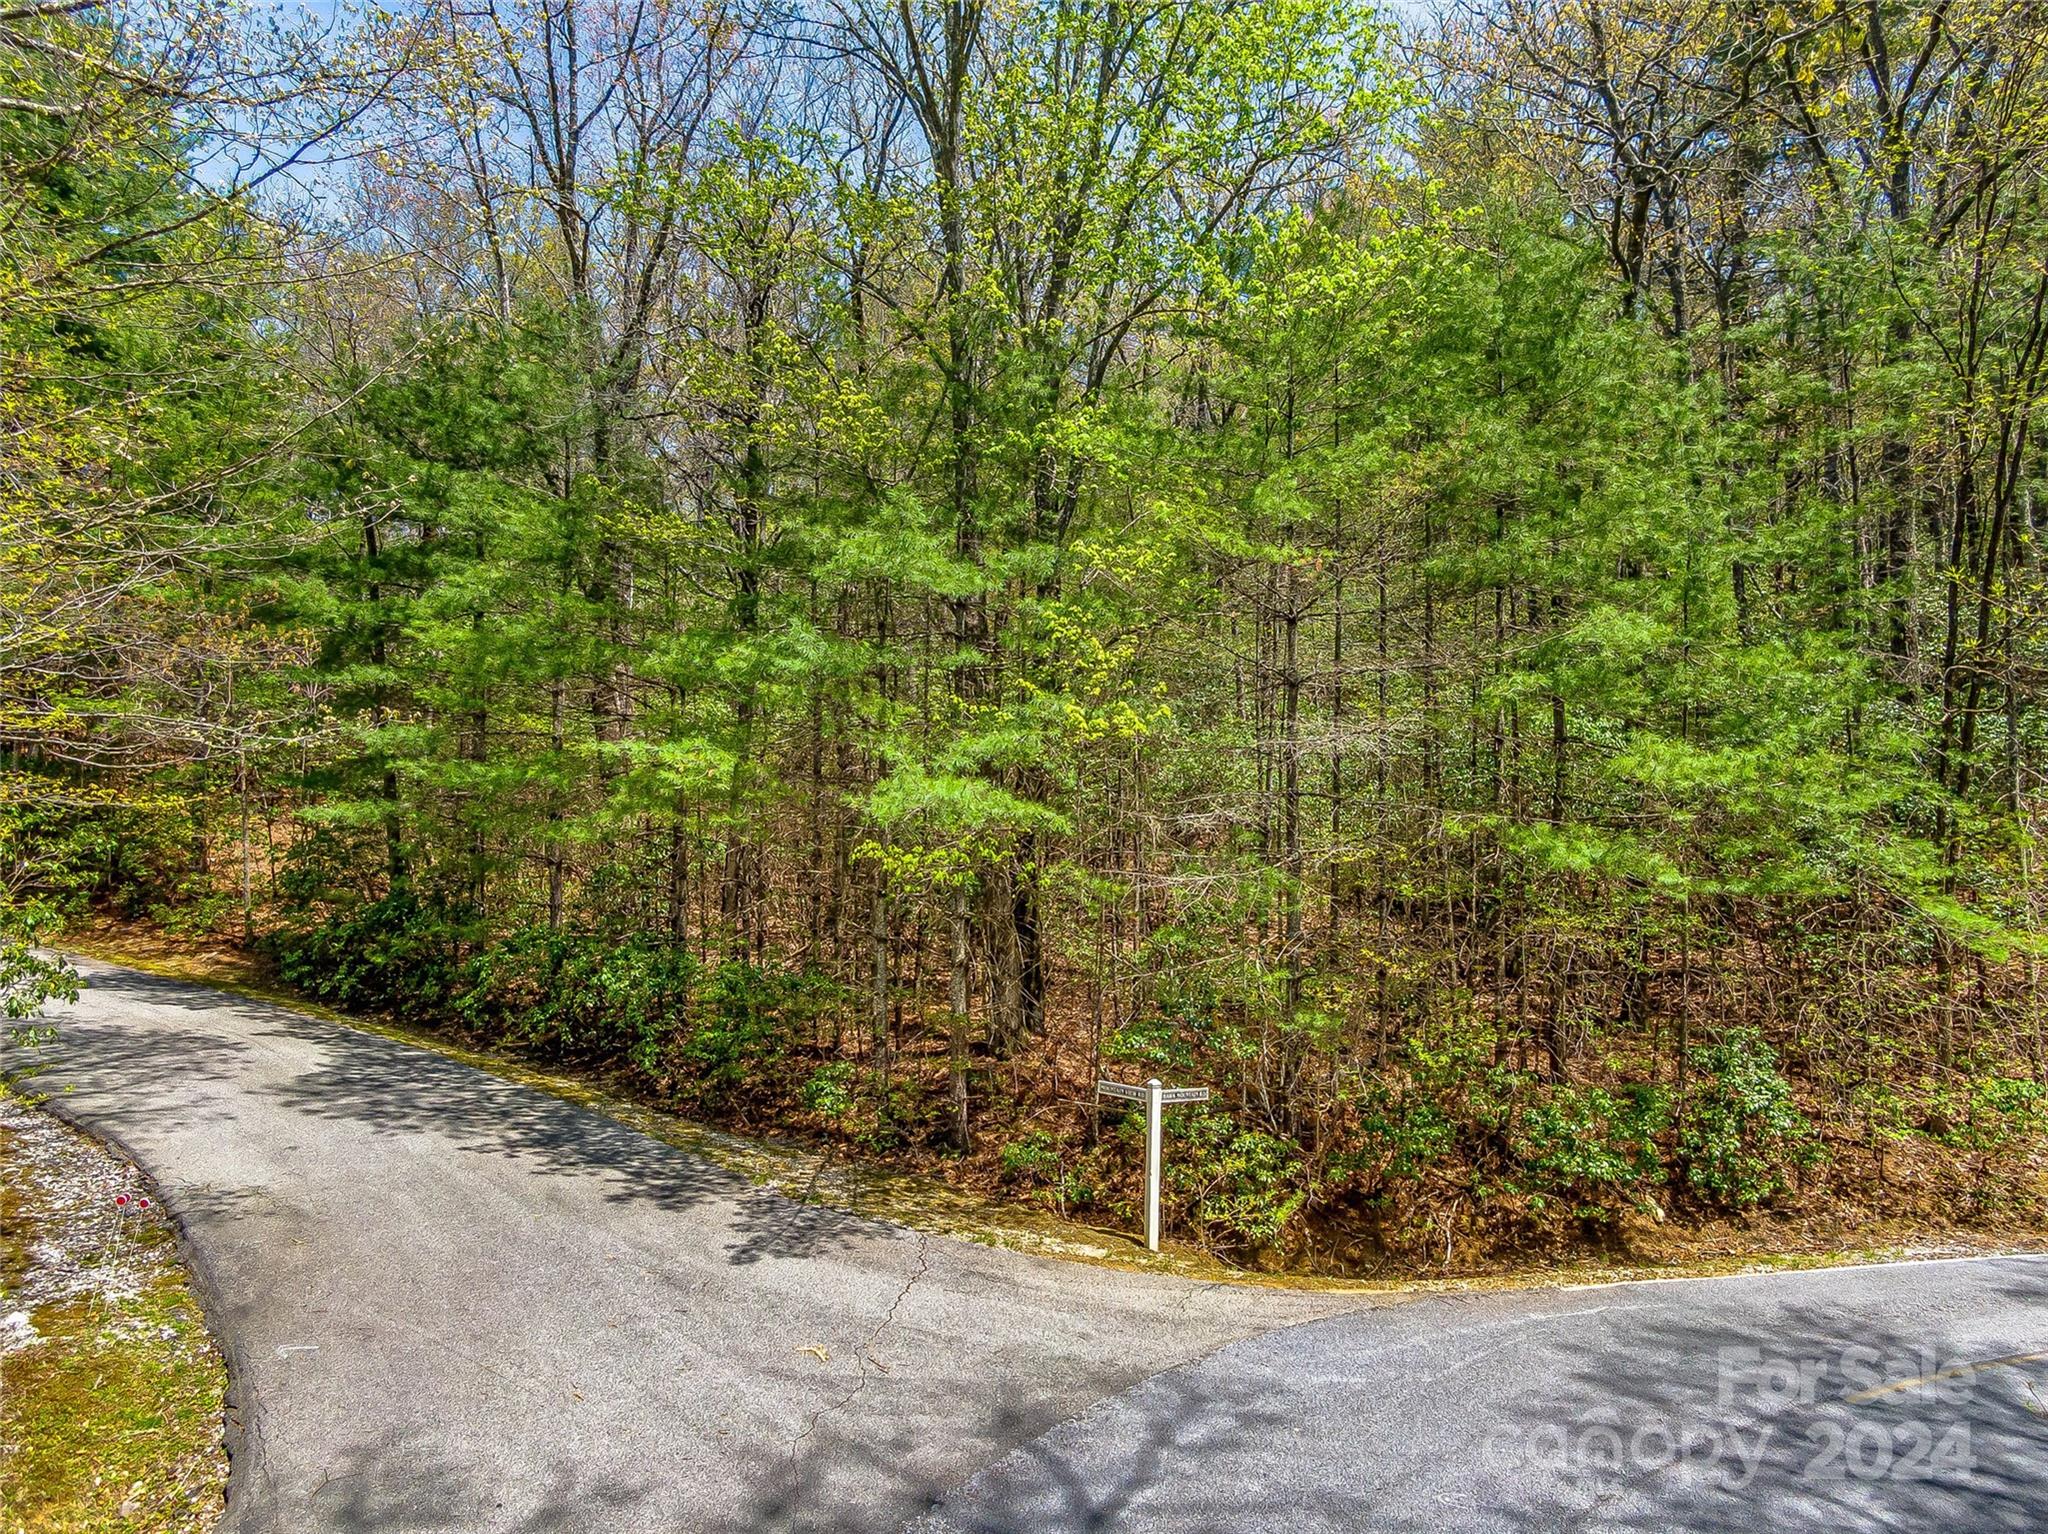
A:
[784,1230,934,1499]
[1171,1279,1226,1321]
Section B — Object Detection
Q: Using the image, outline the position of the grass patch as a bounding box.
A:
[0,1092,227,1534]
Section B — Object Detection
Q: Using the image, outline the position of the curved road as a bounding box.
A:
[31,959,2048,1533]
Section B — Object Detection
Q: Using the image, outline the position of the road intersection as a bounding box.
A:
[32,959,2047,1532]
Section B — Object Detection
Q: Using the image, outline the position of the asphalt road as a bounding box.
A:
[915,1255,2048,1533]
[31,959,1340,1533]
[30,959,2048,1533]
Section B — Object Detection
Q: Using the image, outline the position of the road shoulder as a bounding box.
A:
[0,1084,229,1533]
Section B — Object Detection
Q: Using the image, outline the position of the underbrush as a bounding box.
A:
[270,893,853,1123]
[255,893,2048,1275]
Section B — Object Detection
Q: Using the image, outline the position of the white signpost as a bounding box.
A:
[1096,1077,1211,1252]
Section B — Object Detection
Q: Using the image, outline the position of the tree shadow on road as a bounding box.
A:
[21,972,253,1132]
[252,1006,884,1267]
[1487,1260,2048,1534]
[78,965,291,1015]
[48,963,892,1269]
[711,1369,1314,1534]
[240,1423,652,1534]
[719,1257,2048,1534]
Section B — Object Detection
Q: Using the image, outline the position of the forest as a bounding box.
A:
[5,0,2048,1272]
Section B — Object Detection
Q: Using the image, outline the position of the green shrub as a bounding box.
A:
[1103,1008,1199,1073]
[1510,1082,1667,1217]
[523,935,697,1074]
[1851,1076,1916,1155]
[1348,1090,1458,1185]
[1404,1007,1498,1094]
[149,892,239,938]
[851,1081,924,1153]
[451,926,564,1032]
[1957,1074,2048,1155]
[998,1129,1060,1184]
[2,787,198,921]
[271,891,464,1024]
[1168,1109,1308,1248]
[1,897,78,1037]
[678,962,801,1099]
[1678,1027,1818,1209]
[800,1062,858,1119]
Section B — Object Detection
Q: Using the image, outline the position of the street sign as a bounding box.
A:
[1093,1077,1212,1252]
